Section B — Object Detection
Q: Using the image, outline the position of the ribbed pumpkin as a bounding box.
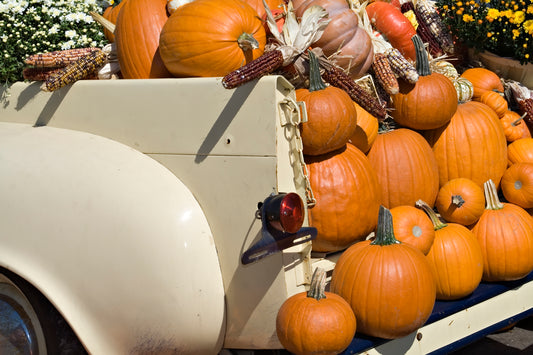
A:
[367,127,439,209]
[102,0,127,42]
[431,60,459,80]
[159,0,266,78]
[330,206,436,339]
[460,67,504,100]
[276,268,356,355]
[435,178,485,226]
[306,144,381,253]
[292,0,374,78]
[501,162,533,209]
[391,36,458,130]
[424,101,508,188]
[417,200,483,300]
[390,205,435,255]
[114,0,171,79]
[348,102,379,153]
[508,138,533,165]
[471,179,533,282]
[500,110,531,142]
[297,51,358,156]
[476,90,508,118]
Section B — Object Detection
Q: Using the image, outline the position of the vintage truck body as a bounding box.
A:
[0,77,532,354]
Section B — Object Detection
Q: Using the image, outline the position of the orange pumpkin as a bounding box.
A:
[460,67,504,100]
[367,127,440,209]
[306,144,381,253]
[159,0,266,78]
[297,51,358,156]
[102,0,127,43]
[330,206,436,339]
[424,101,508,188]
[500,110,531,142]
[435,178,485,226]
[477,90,508,118]
[501,162,533,209]
[418,200,484,300]
[293,0,374,79]
[276,268,356,355]
[244,0,284,19]
[471,179,533,282]
[508,138,533,165]
[114,0,171,79]
[348,102,379,153]
[391,36,458,130]
[390,205,435,255]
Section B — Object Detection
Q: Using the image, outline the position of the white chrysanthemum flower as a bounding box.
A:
[65,29,76,38]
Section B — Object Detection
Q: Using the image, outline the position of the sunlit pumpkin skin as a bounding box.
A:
[391,35,458,130]
[365,1,417,61]
[306,144,381,253]
[501,162,533,209]
[418,200,484,300]
[390,205,435,255]
[330,206,436,339]
[114,0,171,79]
[500,110,531,142]
[435,178,485,226]
[424,101,508,188]
[159,0,266,77]
[368,128,439,209]
[102,0,127,43]
[471,180,533,282]
[476,90,508,118]
[293,0,374,79]
[348,102,379,153]
[244,0,284,19]
[276,268,356,355]
[508,138,533,165]
[297,51,358,156]
[460,67,504,100]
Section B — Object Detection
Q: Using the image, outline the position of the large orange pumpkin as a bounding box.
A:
[501,162,533,209]
[297,51,358,156]
[292,0,374,79]
[330,206,436,339]
[159,0,266,78]
[276,268,356,355]
[471,179,533,281]
[424,101,508,188]
[391,35,458,130]
[417,200,484,300]
[435,178,485,226]
[367,127,440,209]
[306,144,381,253]
[114,0,171,79]
[102,0,128,43]
[460,67,504,100]
[390,205,435,255]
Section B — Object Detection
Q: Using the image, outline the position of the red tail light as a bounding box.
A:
[264,192,304,233]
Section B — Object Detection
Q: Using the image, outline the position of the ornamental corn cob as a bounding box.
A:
[385,48,419,84]
[25,48,101,68]
[222,50,284,89]
[518,98,533,133]
[322,65,387,120]
[401,0,443,57]
[371,52,399,95]
[42,49,107,92]
[415,0,454,54]
[23,67,63,81]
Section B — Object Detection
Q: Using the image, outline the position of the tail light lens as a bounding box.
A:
[264,192,304,233]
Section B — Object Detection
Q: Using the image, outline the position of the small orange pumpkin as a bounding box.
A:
[477,90,508,118]
[435,178,485,226]
[390,205,435,255]
[508,138,533,165]
[298,51,358,156]
[348,102,379,153]
[276,268,356,355]
[501,162,533,209]
[459,67,504,100]
[102,0,128,43]
[159,0,266,78]
[500,110,531,142]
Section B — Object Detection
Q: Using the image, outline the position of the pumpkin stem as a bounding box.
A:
[451,194,465,207]
[307,267,327,300]
[412,35,431,77]
[237,32,260,52]
[307,50,327,92]
[371,205,401,246]
[416,199,447,231]
[483,179,504,210]
[512,113,527,127]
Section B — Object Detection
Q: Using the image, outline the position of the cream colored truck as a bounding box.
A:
[0,77,532,355]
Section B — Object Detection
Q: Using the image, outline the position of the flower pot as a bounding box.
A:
[469,50,533,89]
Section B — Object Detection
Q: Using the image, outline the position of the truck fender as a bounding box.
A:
[0,122,226,354]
